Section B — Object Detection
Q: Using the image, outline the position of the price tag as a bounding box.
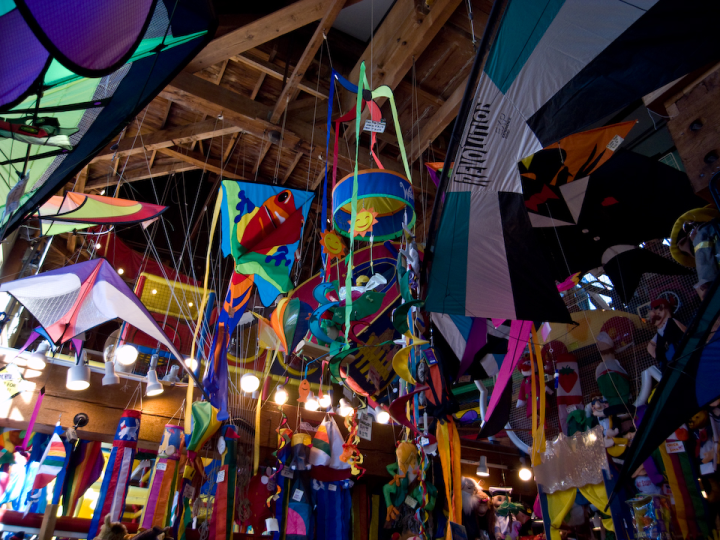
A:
[281,467,294,479]
[0,373,14,381]
[606,135,624,152]
[217,470,226,483]
[358,416,372,441]
[217,436,226,454]
[156,462,167,471]
[404,495,418,509]
[665,440,685,454]
[292,489,304,502]
[328,483,337,491]
[363,119,387,133]
[183,485,195,499]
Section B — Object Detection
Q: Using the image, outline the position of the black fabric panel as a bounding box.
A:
[527,0,720,146]
[478,381,513,439]
[498,192,571,323]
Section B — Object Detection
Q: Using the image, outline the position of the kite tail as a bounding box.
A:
[204,272,253,421]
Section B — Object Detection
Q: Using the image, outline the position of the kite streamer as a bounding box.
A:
[141,424,185,529]
[61,440,104,516]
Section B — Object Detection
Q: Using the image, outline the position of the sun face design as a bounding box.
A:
[319,230,347,259]
[350,208,379,237]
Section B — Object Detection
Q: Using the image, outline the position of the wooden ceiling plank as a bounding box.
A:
[232,55,328,101]
[250,73,267,100]
[409,75,466,164]
[157,147,247,180]
[269,0,347,124]
[282,152,304,184]
[91,119,242,162]
[186,0,335,73]
[253,139,273,174]
[86,162,198,191]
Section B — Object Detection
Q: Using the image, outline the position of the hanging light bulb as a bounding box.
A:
[375,405,390,424]
[66,352,90,391]
[305,392,319,411]
[145,354,164,396]
[476,455,490,477]
[115,344,138,366]
[319,392,332,409]
[519,467,532,481]
[118,268,124,275]
[240,373,260,393]
[102,361,120,386]
[274,385,289,405]
[27,341,50,370]
[337,398,353,417]
[184,356,198,371]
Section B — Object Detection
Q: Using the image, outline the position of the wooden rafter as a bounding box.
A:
[86,162,197,191]
[253,139,273,174]
[157,147,247,180]
[269,0,347,123]
[232,54,328,101]
[186,0,339,73]
[282,152,304,184]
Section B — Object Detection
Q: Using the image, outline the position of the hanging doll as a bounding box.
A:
[595,331,633,413]
[670,207,720,300]
[516,356,553,419]
[646,298,686,375]
[462,477,495,540]
[490,487,517,540]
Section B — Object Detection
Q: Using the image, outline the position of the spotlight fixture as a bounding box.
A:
[145,354,164,396]
[27,341,50,370]
[519,467,532,481]
[115,343,138,366]
[476,455,490,477]
[163,365,181,384]
[305,392,319,411]
[118,268,124,275]
[274,385,289,405]
[184,356,198,371]
[102,360,120,386]
[375,405,390,424]
[337,398,353,417]
[66,352,91,391]
[240,373,260,393]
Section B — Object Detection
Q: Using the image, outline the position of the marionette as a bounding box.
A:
[462,477,495,540]
[595,332,633,413]
[516,356,553,419]
[588,395,630,460]
[670,208,720,299]
[490,487,515,540]
[646,298,686,374]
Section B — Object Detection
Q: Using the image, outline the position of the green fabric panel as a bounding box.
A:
[425,192,470,314]
[41,221,92,236]
[484,0,565,93]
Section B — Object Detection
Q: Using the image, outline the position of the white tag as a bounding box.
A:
[363,119,386,133]
[700,461,715,475]
[404,495,418,508]
[156,462,167,471]
[217,470,226,483]
[665,440,685,454]
[0,373,14,381]
[358,416,372,441]
[606,135,624,152]
[292,489,304,502]
[343,385,354,401]
[328,483,337,491]
[421,437,429,446]
[183,485,195,499]
[281,467,294,479]
[217,436,226,454]
[192,518,197,529]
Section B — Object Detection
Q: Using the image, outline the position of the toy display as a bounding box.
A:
[646,298,687,374]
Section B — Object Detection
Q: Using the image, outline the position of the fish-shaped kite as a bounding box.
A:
[204,182,313,419]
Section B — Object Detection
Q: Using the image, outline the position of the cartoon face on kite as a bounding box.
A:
[235,189,301,256]
[350,208,379,237]
[319,230,347,260]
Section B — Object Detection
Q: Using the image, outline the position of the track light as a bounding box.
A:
[116,343,138,366]
[240,373,260,393]
[375,405,390,424]
[319,392,332,409]
[476,455,490,477]
[146,354,164,396]
[67,352,90,391]
[305,392,319,411]
[163,365,181,384]
[274,385,289,405]
[338,398,353,417]
[27,341,49,370]
[102,360,120,386]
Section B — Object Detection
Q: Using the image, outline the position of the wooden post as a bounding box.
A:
[38,503,59,540]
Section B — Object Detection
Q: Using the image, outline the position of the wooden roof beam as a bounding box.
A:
[269,0,347,123]
[156,147,247,180]
[186,0,338,73]
[91,119,242,162]
[86,162,197,191]
[231,54,328,101]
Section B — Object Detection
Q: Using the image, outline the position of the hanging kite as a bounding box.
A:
[36,192,166,236]
[0,0,215,236]
[0,258,205,392]
[426,0,720,322]
[203,181,313,420]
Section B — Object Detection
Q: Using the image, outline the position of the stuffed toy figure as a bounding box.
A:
[595,332,633,412]
[670,207,720,300]
[646,298,686,374]
[516,357,553,419]
[462,477,495,540]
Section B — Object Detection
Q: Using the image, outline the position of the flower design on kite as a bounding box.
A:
[319,230,347,259]
[350,208,378,238]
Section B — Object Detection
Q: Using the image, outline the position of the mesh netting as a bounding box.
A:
[17,288,80,328]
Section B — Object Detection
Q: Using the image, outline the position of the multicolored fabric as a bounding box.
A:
[61,439,104,516]
[426,0,720,322]
[30,422,65,491]
[0,0,214,235]
[141,424,184,529]
[87,410,140,540]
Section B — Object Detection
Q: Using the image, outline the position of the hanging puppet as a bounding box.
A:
[462,477,495,540]
[595,332,633,414]
[516,355,553,419]
[670,208,720,300]
[646,297,687,375]
[489,487,515,540]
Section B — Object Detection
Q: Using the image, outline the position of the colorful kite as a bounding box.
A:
[36,192,166,236]
[204,181,313,420]
[0,0,214,235]
[141,424,185,529]
[30,422,65,491]
[426,0,720,322]
[61,439,104,517]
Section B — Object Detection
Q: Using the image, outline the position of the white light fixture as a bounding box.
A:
[184,356,198,371]
[118,268,124,275]
[163,365,181,384]
[476,455,490,477]
[115,343,138,366]
[519,467,532,481]
[27,341,50,370]
[305,392,319,411]
[152,289,158,295]
[146,354,164,396]
[240,373,260,393]
[338,398,353,417]
[95,242,102,250]
[274,385,289,405]
[375,405,390,424]
[319,393,332,409]
[67,353,90,391]
[102,361,120,386]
